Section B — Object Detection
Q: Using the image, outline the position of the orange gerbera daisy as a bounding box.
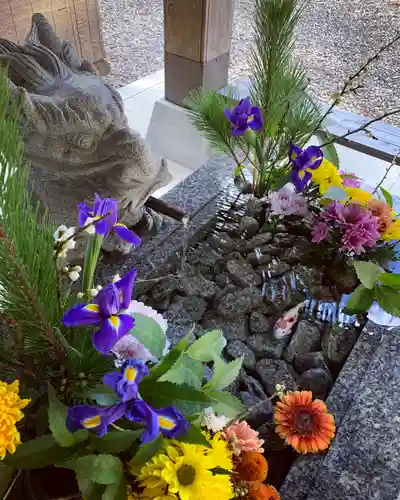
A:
[367,199,393,233]
[236,451,268,482]
[245,482,280,500]
[274,391,335,454]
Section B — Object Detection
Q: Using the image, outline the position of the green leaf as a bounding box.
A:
[54,327,83,358]
[380,186,393,208]
[82,384,120,406]
[315,129,340,167]
[206,355,243,391]
[90,429,142,453]
[321,186,348,202]
[48,384,89,447]
[76,475,106,500]
[4,435,77,469]
[139,381,211,414]
[186,330,226,362]
[176,424,211,448]
[380,273,400,289]
[130,313,166,359]
[0,464,14,498]
[207,391,245,419]
[159,354,204,389]
[129,435,163,467]
[102,475,126,500]
[342,284,375,314]
[376,285,400,316]
[147,331,194,382]
[60,454,123,485]
[353,261,384,289]
[233,164,245,178]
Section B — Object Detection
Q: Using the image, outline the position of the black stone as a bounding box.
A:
[293,351,330,374]
[298,368,333,399]
[249,311,273,334]
[256,359,297,396]
[176,275,219,300]
[244,232,273,251]
[283,320,321,363]
[167,295,207,323]
[322,325,359,364]
[247,333,287,359]
[202,309,248,341]
[226,260,262,288]
[240,216,260,238]
[240,373,268,400]
[207,232,236,253]
[225,340,256,369]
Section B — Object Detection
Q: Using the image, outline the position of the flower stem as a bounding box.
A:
[373,150,400,195]
[82,234,103,296]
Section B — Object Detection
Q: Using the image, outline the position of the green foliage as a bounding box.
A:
[90,430,142,453]
[159,354,204,389]
[380,273,400,289]
[129,435,163,468]
[129,313,166,359]
[81,383,120,406]
[380,186,393,208]
[314,129,340,167]
[4,434,77,469]
[207,391,245,419]
[48,384,89,447]
[375,286,400,316]
[0,67,64,375]
[186,329,226,362]
[206,356,243,392]
[0,463,14,498]
[60,454,124,485]
[176,424,211,448]
[343,284,375,314]
[353,261,384,289]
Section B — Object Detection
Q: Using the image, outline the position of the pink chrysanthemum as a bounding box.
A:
[338,203,380,254]
[311,221,330,243]
[339,171,361,188]
[222,421,264,456]
[268,187,308,217]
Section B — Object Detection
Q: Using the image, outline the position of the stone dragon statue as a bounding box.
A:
[0,13,171,252]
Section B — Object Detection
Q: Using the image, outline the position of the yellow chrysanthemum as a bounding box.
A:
[343,187,373,206]
[136,435,234,500]
[311,160,343,194]
[0,380,30,460]
[382,218,400,241]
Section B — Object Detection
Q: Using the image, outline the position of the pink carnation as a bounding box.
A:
[311,221,330,243]
[222,421,264,456]
[268,187,308,216]
[338,203,380,254]
[339,171,361,188]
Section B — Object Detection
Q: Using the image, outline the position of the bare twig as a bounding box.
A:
[3,469,22,500]
[373,150,400,195]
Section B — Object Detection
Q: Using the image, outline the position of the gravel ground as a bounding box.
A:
[100,0,400,125]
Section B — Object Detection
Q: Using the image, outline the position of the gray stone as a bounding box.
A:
[187,243,222,269]
[322,325,359,364]
[238,392,274,428]
[240,373,267,400]
[245,197,266,218]
[298,368,333,399]
[247,334,287,359]
[259,260,291,277]
[168,295,207,323]
[244,232,273,251]
[207,232,236,253]
[225,340,256,369]
[1,14,171,247]
[249,311,273,334]
[283,320,321,363]
[240,216,260,238]
[273,233,296,246]
[281,246,309,265]
[294,351,330,374]
[226,260,261,288]
[176,276,219,299]
[247,250,272,266]
[256,358,297,396]
[202,310,248,341]
[203,365,214,383]
[217,287,261,318]
[215,273,233,288]
[151,277,178,302]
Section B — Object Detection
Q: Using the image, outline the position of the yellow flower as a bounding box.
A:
[382,218,400,241]
[343,187,373,206]
[0,380,30,460]
[136,435,233,500]
[311,160,343,194]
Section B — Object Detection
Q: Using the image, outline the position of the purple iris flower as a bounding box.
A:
[103,359,149,403]
[66,402,127,436]
[78,193,141,246]
[224,96,263,136]
[126,399,189,444]
[289,143,324,191]
[62,269,136,354]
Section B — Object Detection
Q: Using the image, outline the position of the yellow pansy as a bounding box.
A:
[311,159,343,194]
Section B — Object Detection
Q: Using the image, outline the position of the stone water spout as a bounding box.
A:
[0,13,172,252]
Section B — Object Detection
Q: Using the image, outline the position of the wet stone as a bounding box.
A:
[226,260,262,288]
[273,233,296,246]
[207,232,236,253]
[322,325,359,364]
[244,232,273,251]
[215,273,233,288]
[249,311,274,334]
[247,250,273,266]
[260,260,291,278]
[176,276,219,300]
[256,358,297,396]
[293,351,330,374]
[225,340,256,369]
[186,243,222,268]
[298,368,333,400]
[247,333,288,359]
[283,320,321,363]
[245,197,266,218]
[240,216,260,238]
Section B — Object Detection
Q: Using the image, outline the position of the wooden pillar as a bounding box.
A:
[164,0,234,106]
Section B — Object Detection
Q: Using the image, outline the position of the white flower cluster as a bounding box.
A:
[62,265,82,282]
[53,225,76,260]
[202,407,230,433]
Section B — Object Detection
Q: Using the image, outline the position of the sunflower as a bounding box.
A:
[274,391,335,454]
[136,438,233,500]
[236,451,268,482]
[245,482,280,500]
[343,187,373,206]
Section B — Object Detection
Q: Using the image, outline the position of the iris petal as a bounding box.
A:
[62,303,102,327]
[92,315,134,354]
[77,203,92,227]
[113,223,142,246]
[114,269,137,309]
